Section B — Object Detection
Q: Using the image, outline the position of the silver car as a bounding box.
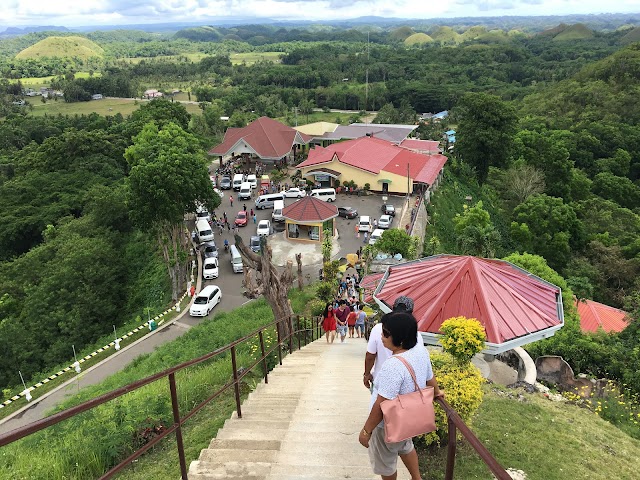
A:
[378,215,392,229]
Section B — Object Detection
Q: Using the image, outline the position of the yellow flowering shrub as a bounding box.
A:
[439,316,486,364]
[422,350,485,446]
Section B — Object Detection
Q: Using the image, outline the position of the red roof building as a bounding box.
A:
[209,117,311,160]
[399,139,441,154]
[575,298,629,333]
[281,196,338,243]
[297,136,447,194]
[372,255,564,354]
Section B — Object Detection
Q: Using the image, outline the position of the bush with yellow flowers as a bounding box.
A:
[439,316,486,364]
[420,316,486,445]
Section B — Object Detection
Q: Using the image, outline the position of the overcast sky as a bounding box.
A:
[1,0,639,28]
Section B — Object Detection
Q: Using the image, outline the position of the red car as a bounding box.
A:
[234,211,248,227]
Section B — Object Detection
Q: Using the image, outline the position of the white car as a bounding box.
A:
[214,187,224,198]
[257,219,271,236]
[358,215,372,233]
[189,285,221,316]
[369,229,384,245]
[202,257,219,279]
[283,188,306,198]
[378,215,392,229]
[247,174,258,189]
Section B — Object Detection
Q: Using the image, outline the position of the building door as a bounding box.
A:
[382,182,389,194]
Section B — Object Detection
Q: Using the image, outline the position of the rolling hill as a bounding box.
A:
[553,23,595,41]
[15,36,104,60]
[404,32,434,46]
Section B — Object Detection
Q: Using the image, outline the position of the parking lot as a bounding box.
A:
[184,189,406,325]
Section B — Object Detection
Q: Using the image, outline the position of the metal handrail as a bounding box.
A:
[0,315,511,480]
[0,314,323,479]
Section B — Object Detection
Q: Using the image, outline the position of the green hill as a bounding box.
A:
[477,30,510,43]
[460,26,487,42]
[430,26,462,45]
[15,35,104,60]
[620,26,640,44]
[404,32,434,46]
[390,26,415,42]
[553,23,595,41]
[539,23,569,37]
[174,26,223,42]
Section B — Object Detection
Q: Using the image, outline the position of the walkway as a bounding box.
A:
[188,338,414,480]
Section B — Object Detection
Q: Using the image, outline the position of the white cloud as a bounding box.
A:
[0,0,638,27]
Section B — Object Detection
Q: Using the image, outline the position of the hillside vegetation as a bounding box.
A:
[15,36,104,60]
[404,33,434,46]
[553,23,595,41]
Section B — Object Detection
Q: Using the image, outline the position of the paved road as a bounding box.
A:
[0,190,404,434]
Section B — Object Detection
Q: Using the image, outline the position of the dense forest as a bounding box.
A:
[0,18,639,399]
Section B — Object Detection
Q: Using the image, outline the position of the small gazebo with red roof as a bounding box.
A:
[372,255,565,354]
[282,196,338,243]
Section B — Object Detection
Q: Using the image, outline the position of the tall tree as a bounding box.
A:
[455,92,517,183]
[125,122,220,300]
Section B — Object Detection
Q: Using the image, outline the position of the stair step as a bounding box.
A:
[188,460,271,480]
[266,464,376,479]
[223,419,291,430]
[207,439,280,450]
[198,448,278,463]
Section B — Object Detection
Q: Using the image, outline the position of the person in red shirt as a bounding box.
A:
[335,300,351,343]
[321,303,336,344]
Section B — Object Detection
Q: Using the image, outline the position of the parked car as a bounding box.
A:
[338,206,358,219]
[381,204,396,216]
[213,188,224,198]
[358,215,372,232]
[220,176,232,190]
[189,285,221,316]
[234,211,248,227]
[257,219,271,236]
[283,187,306,198]
[247,174,258,189]
[369,228,384,245]
[250,235,261,253]
[201,241,218,259]
[378,215,392,229]
[202,257,219,279]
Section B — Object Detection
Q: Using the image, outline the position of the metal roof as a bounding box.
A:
[372,255,565,354]
[575,298,629,333]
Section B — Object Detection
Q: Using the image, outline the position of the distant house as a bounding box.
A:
[91,94,103,100]
[444,129,456,143]
[143,89,163,99]
[432,110,449,122]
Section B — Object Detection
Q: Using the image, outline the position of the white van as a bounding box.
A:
[189,285,221,317]
[238,182,252,200]
[202,257,219,279]
[232,173,244,191]
[255,192,284,210]
[247,174,257,189]
[230,245,244,273]
[369,228,384,245]
[195,204,210,223]
[272,200,285,222]
[358,215,372,233]
[196,218,214,243]
[310,188,336,202]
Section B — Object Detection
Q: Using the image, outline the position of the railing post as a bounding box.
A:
[288,316,294,354]
[276,322,283,365]
[444,413,457,480]
[168,373,188,480]
[230,346,242,418]
[296,315,301,350]
[259,330,268,383]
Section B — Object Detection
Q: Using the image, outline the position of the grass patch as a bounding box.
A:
[418,385,640,480]
[230,51,284,65]
[277,111,356,126]
[24,97,202,117]
[9,72,100,89]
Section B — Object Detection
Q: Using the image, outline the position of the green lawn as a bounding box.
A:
[418,385,640,480]
[230,51,284,65]
[11,72,100,90]
[25,97,202,117]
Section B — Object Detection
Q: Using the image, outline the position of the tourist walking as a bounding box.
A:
[321,303,336,344]
[335,300,350,343]
[243,204,247,212]
[359,311,443,480]
[253,214,257,224]
[363,231,368,243]
[229,195,234,206]
[347,308,357,338]
[355,307,366,338]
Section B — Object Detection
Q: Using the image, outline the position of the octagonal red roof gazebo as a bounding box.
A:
[372,255,565,354]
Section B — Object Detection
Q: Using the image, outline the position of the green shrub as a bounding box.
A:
[422,351,484,446]
[308,298,326,316]
[439,316,485,364]
[316,282,335,303]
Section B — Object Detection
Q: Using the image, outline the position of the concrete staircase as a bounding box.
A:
[188,338,413,480]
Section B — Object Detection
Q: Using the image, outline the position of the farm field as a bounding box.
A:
[230,51,283,65]
[25,97,202,117]
[12,72,100,89]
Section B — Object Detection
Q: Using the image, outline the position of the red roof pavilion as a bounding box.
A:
[372,255,564,354]
[575,298,629,333]
[282,196,338,223]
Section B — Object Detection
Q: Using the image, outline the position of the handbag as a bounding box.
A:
[380,355,436,443]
